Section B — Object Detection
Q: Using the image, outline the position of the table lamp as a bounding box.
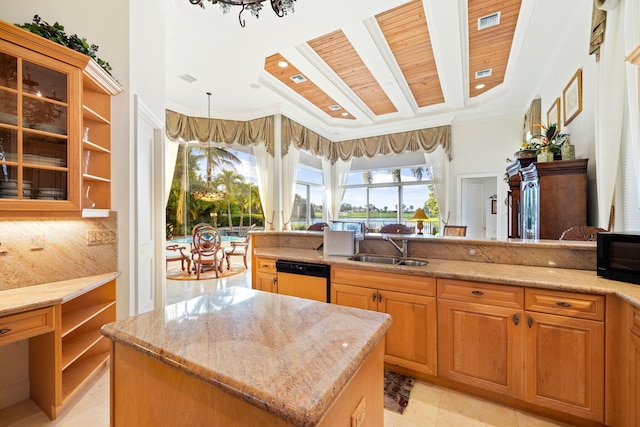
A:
[410,208,429,235]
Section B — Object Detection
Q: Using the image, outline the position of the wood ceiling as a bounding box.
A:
[264,0,523,124]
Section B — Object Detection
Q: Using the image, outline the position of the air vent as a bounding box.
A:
[290,74,307,84]
[328,105,342,111]
[179,73,197,83]
[475,68,493,79]
[478,12,501,30]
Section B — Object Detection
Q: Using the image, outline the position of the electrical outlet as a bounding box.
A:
[30,233,44,250]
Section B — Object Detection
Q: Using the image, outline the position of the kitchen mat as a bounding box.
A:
[384,369,415,414]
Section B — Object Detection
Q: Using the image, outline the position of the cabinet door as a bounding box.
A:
[629,332,640,427]
[330,283,377,311]
[525,311,604,422]
[379,290,437,375]
[255,271,276,293]
[438,299,523,398]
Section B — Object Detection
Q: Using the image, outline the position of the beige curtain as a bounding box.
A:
[282,116,451,163]
[165,110,274,154]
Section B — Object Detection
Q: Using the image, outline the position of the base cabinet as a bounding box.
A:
[437,279,524,398]
[254,258,277,293]
[628,307,640,427]
[331,268,437,376]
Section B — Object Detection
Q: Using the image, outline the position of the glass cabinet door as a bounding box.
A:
[0,48,74,204]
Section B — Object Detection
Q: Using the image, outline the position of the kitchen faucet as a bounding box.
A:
[382,235,408,258]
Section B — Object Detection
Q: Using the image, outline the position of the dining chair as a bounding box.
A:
[224,233,251,270]
[191,226,224,279]
[379,223,413,234]
[559,226,607,241]
[165,244,191,273]
[443,225,467,236]
[307,222,330,231]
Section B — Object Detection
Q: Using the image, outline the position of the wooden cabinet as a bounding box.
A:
[0,20,122,217]
[627,305,640,427]
[437,278,525,398]
[507,159,588,239]
[254,257,277,293]
[331,267,437,375]
[524,288,605,422]
[28,279,116,420]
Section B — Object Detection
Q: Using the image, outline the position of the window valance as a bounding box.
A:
[282,116,451,163]
[165,110,274,154]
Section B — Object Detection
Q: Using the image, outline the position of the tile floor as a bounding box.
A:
[0,259,572,427]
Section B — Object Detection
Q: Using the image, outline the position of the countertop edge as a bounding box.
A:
[0,272,119,316]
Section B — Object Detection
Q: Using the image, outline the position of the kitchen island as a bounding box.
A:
[101,286,392,427]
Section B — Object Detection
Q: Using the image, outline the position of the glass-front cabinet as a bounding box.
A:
[0,20,121,216]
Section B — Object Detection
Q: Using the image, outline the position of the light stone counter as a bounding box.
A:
[101,286,392,427]
[0,272,118,316]
[253,247,640,309]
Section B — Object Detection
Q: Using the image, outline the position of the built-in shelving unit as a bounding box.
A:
[29,279,116,420]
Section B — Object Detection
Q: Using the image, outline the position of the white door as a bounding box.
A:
[461,181,485,238]
[135,97,164,314]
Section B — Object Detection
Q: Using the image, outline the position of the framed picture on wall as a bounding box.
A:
[547,97,561,130]
[563,69,582,126]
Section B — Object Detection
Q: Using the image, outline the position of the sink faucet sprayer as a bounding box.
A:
[382,236,408,258]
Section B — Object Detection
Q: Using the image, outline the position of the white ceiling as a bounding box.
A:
[162,0,590,142]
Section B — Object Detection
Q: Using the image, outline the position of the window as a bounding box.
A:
[165,144,262,239]
[291,165,323,230]
[339,165,438,234]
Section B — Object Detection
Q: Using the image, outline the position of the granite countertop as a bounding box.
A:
[254,247,640,309]
[100,286,392,427]
[0,272,119,317]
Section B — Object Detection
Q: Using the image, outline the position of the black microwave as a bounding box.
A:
[597,232,640,284]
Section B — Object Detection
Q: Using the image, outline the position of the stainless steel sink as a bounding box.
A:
[348,255,428,267]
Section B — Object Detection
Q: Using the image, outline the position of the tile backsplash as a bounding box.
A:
[0,213,117,290]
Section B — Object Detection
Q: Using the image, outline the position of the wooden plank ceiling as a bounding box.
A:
[264,0,522,123]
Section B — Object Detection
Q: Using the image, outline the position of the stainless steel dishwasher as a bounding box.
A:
[275,260,330,303]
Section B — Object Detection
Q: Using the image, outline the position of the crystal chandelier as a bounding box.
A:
[188,0,296,27]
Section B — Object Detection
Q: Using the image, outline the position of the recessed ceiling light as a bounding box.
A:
[328,105,342,111]
[475,84,486,89]
[341,112,349,116]
[277,61,289,68]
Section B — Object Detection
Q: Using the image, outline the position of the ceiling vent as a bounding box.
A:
[328,105,342,111]
[478,12,501,30]
[179,73,197,83]
[475,68,493,79]
[290,74,307,84]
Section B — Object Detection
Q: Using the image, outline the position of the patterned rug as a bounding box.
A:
[166,264,246,281]
[384,370,415,414]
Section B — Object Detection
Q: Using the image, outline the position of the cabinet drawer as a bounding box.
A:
[437,278,523,309]
[332,267,436,297]
[256,258,276,273]
[0,307,55,345]
[525,288,604,321]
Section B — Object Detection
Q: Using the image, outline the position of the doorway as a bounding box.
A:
[457,173,506,239]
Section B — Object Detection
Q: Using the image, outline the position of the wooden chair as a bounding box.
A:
[224,233,251,270]
[443,225,467,236]
[165,244,191,273]
[379,223,413,234]
[191,226,224,279]
[307,222,330,231]
[559,226,607,241]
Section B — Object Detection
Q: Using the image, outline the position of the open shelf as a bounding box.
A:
[61,329,104,370]
[61,348,110,402]
[61,301,114,337]
[83,140,110,154]
[82,105,110,124]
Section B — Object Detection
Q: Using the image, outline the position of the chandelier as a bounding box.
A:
[188,0,296,27]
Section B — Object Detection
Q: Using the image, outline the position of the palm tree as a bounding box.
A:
[236,181,253,229]
[214,169,243,231]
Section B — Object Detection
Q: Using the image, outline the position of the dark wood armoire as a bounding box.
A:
[507,159,588,240]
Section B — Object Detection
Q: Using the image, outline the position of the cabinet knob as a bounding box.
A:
[527,316,533,328]
[512,314,520,325]
[372,293,377,301]
[471,290,484,296]
[0,328,11,335]
[555,301,572,308]
[378,293,382,303]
